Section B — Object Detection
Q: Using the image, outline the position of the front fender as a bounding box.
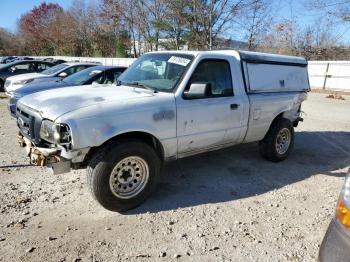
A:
[57,100,178,159]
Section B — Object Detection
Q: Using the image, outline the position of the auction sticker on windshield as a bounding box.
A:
[89,70,102,76]
[168,56,191,67]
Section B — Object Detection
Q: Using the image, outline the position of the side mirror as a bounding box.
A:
[58,72,67,78]
[183,83,211,99]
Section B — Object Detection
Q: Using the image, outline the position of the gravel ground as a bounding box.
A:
[0,92,349,262]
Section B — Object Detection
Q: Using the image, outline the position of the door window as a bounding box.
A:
[63,65,89,76]
[187,59,233,97]
[37,63,51,71]
[13,62,34,70]
[111,69,125,83]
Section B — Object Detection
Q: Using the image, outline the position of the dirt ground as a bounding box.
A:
[0,92,349,262]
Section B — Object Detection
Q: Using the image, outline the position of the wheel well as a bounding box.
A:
[265,113,289,135]
[85,131,165,164]
[271,112,285,125]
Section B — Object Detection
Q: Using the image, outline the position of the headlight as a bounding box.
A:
[336,171,350,230]
[39,120,71,144]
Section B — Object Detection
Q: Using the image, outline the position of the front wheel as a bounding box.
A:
[259,118,294,162]
[87,139,161,212]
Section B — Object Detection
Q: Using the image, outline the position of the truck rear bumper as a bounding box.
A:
[19,135,89,174]
[293,117,303,127]
[319,219,350,262]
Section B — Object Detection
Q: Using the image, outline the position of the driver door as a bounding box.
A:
[176,59,244,155]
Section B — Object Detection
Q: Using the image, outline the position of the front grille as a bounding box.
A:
[16,104,43,145]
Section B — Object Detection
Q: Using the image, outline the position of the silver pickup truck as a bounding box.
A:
[15,50,309,212]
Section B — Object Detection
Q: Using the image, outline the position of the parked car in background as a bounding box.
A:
[43,58,66,65]
[5,56,34,63]
[4,62,99,94]
[14,57,34,61]
[319,169,350,261]
[0,56,17,64]
[0,60,54,91]
[14,50,309,212]
[7,65,127,117]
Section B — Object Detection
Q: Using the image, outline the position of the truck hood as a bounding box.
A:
[17,84,156,120]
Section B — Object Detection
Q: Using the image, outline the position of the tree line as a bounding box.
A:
[0,0,349,60]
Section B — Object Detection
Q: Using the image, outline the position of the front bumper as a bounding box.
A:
[319,219,350,261]
[18,134,90,174]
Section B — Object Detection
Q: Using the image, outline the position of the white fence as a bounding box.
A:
[308,61,350,91]
[32,56,136,67]
[33,56,350,91]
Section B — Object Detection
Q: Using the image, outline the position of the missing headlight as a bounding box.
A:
[40,120,71,146]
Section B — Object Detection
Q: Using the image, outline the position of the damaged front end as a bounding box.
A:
[16,103,89,175]
[18,134,72,174]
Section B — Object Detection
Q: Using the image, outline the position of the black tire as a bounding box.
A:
[259,118,294,162]
[87,139,161,212]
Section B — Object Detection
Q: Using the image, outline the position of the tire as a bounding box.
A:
[259,118,294,162]
[87,139,161,212]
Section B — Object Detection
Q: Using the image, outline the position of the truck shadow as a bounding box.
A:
[128,131,350,214]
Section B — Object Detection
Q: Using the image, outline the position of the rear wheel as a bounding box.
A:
[259,118,294,162]
[87,139,161,212]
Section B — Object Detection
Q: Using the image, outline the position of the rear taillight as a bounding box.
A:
[336,172,350,230]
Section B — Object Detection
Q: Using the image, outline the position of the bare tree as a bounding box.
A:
[0,28,23,55]
[177,0,248,49]
[139,0,168,51]
[65,0,98,56]
[259,18,301,55]
[240,0,272,50]
[157,0,188,50]
[309,0,350,21]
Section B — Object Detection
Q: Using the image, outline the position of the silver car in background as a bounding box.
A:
[319,169,350,261]
[5,62,99,94]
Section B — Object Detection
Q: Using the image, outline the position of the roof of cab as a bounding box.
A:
[238,50,307,65]
[147,50,307,65]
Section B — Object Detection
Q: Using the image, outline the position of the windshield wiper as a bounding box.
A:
[123,81,158,93]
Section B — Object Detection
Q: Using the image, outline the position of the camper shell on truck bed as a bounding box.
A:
[15,50,309,212]
[239,51,310,93]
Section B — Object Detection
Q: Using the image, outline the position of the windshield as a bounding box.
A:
[118,53,193,92]
[0,61,18,70]
[63,67,102,85]
[41,63,68,75]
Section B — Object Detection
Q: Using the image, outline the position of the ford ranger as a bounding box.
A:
[14,50,309,212]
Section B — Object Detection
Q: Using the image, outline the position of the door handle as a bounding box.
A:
[230,104,239,110]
